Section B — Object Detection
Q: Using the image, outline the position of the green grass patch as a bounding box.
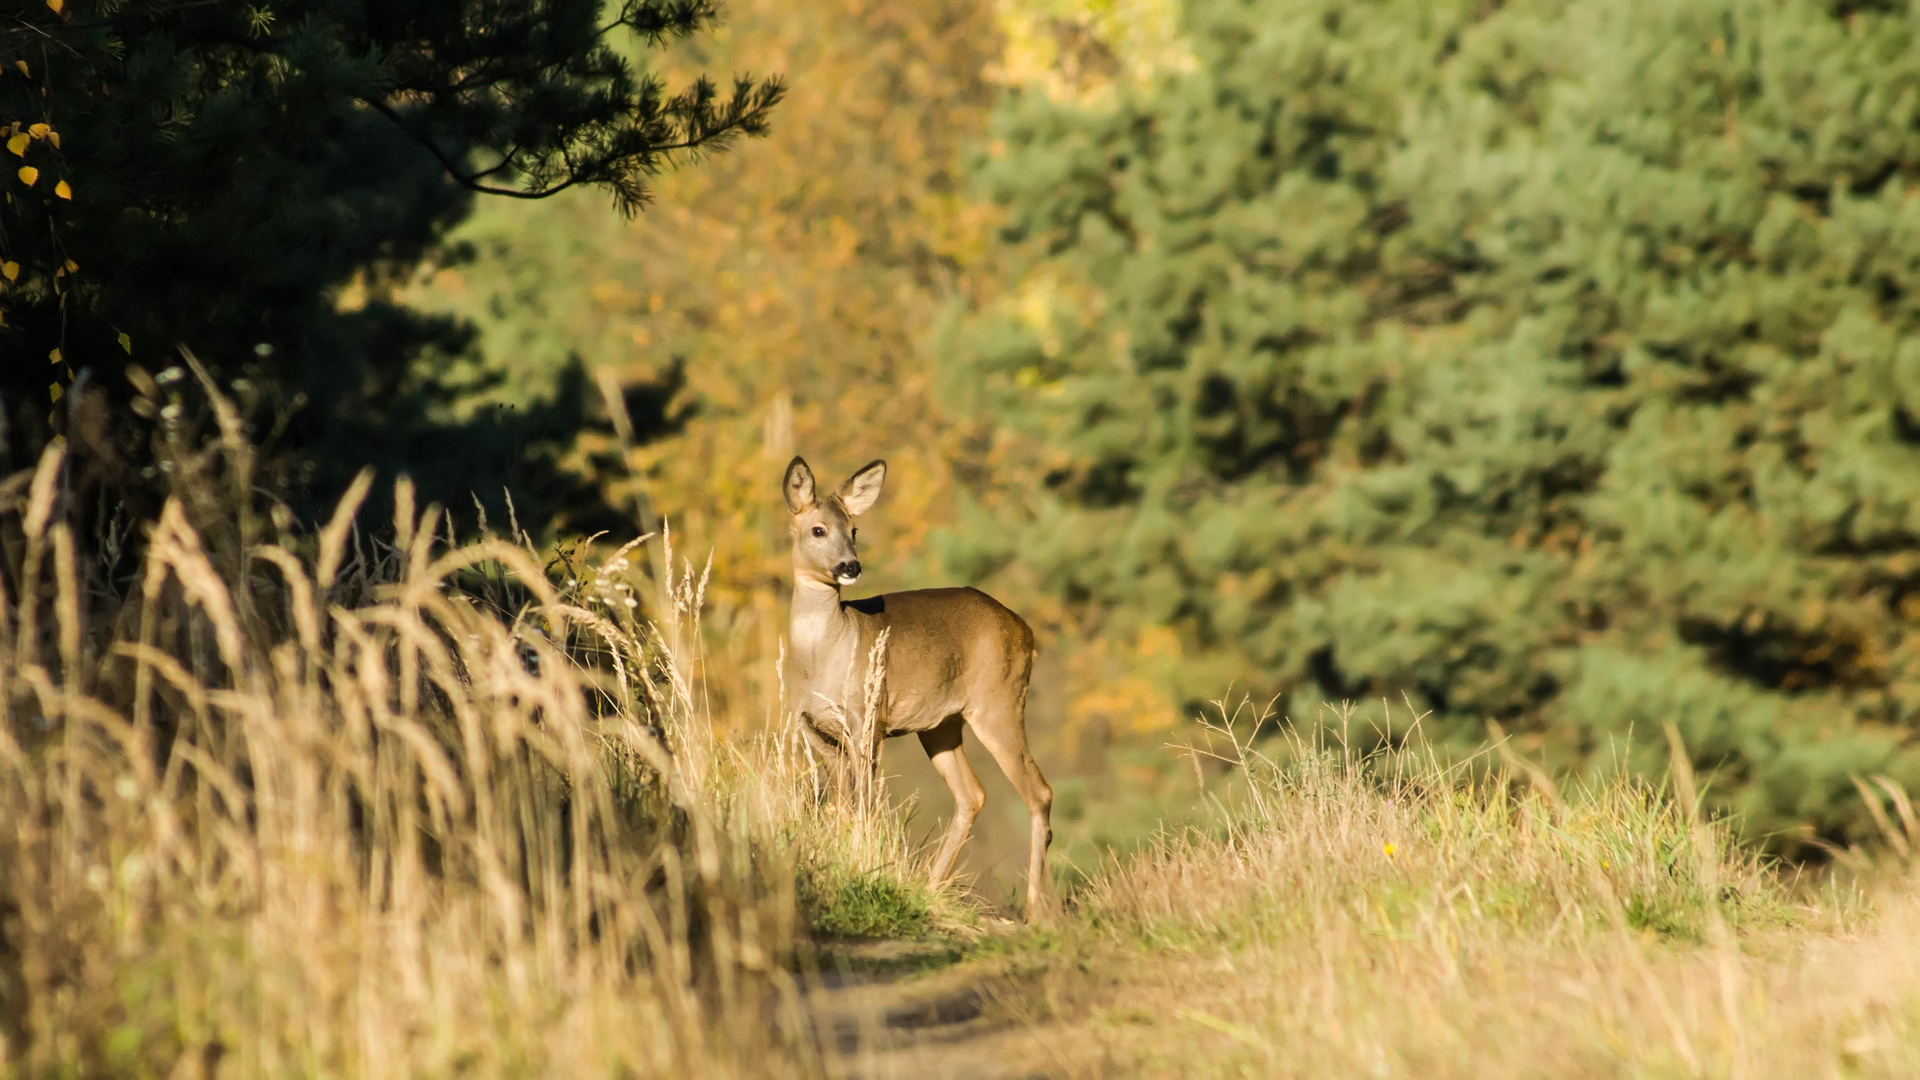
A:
[797,864,932,940]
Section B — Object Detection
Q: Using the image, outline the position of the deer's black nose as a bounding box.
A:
[832,560,862,583]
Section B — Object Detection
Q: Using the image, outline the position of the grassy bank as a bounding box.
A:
[951,706,1920,1078]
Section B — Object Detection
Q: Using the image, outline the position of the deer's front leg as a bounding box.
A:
[797,710,857,806]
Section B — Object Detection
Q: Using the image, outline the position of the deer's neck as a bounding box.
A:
[788,576,857,674]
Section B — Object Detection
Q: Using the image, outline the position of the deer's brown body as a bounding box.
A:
[783,457,1053,918]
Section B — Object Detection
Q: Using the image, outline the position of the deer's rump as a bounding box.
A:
[842,587,1035,736]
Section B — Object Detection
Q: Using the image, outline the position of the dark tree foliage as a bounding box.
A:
[941,0,1920,852]
[0,0,781,529]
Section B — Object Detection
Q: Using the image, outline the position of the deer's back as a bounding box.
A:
[844,587,1034,734]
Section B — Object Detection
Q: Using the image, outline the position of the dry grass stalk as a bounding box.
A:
[0,413,839,1078]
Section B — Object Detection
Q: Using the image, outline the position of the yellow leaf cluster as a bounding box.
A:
[991,0,1194,104]
[6,120,64,163]
[1062,626,1185,756]
[416,3,999,572]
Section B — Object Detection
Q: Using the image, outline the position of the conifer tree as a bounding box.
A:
[0,0,781,524]
[944,0,1920,849]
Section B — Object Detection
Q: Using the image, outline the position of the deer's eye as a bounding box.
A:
[811,526,827,538]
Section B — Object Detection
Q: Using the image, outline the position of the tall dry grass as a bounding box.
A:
[0,361,948,1078]
[994,701,1920,1078]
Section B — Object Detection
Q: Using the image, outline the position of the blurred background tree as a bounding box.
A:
[938,0,1920,852]
[0,0,780,530]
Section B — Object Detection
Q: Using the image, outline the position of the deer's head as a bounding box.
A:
[784,456,886,589]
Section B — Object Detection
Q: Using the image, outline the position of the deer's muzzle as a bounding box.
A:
[832,560,861,586]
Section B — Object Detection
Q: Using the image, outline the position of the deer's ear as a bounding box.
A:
[838,460,887,516]
[784,457,816,513]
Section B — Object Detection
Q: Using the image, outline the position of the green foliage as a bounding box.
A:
[940,0,1920,851]
[0,0,780,528]
[797,863,932,940]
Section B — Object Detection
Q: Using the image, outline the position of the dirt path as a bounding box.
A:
[801,938,1061,1080]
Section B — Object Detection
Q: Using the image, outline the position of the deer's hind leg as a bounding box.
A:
[918,716,985,889]
[964,698,1053,921]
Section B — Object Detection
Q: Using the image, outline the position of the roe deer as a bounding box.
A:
[782,456,1053,918]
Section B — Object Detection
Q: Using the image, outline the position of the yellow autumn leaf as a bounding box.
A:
[17,165,37,187]
[1,261,17,282]
[118,332,132,354]
[27,123,48,139]
[54,180,70,199]
[63,259,76,272]
[48,347,61,365]
[49,383,62,404]
[6,134,25,157]
[13,62,28,78]
[46,0,63,13]
[47,131,59,149]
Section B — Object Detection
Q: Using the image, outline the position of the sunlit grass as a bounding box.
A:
[969,701,1920,1078]
[0,367,946,1078]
